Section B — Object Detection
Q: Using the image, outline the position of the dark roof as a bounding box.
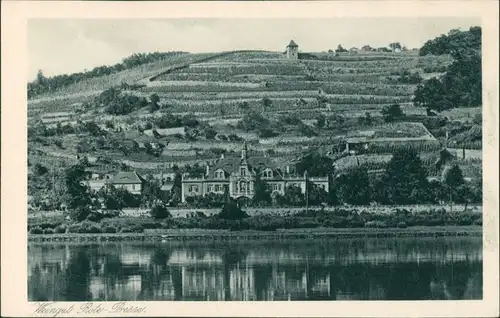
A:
[287,40,298,47]
[207,156,282,179]
[110,171,144,184]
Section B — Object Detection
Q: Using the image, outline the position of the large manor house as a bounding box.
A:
[181,143,328,203]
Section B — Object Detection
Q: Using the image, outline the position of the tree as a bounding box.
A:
[388,42,402,51]
[419,26,481,56]
[150,202,171,219]
[316,114,326,128]
[33,163,49,176]
[414,27,482,111]
[36,69,47,85]
[238,111,270,132]
[239,101,249,114]
[295,151,334,177]
[141,178,164,208]
[442,164,465,212]
[218,199,248,220]
[101,185,141,209]
[380,148,430,204]
[262,97,272,111]
[204,127,218,140]
[63,164,94,221]
[358,112,373,126]
[149,94,160,113]
[252,172,271,206]
[306,181,328,206]
[413,78,450,112]
[381,104,404,122]
[336,168,371,205]
[170,173,182,205]
[336,45,347,53]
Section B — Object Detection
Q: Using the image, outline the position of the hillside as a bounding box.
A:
[27,44,482,192]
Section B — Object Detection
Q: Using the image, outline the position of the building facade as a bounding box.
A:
[181,144,329,203]
[286,40,299,59]
[109,171,145,195]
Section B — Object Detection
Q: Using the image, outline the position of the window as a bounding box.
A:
[240,181,247,192]
[215,170,225,179]
[272,184,279,191]
[132,184,136,190]
[263,169,273,178]
[240,167,247,176]
[189,185,199,193]
[208,184,214,192]
[215,184,222,192]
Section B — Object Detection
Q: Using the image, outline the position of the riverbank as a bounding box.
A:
[28,225,482,243]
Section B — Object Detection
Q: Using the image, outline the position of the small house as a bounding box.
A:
[344,137,369,154]
[109,171,145,195]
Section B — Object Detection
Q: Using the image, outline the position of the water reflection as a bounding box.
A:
[28,237,482,301]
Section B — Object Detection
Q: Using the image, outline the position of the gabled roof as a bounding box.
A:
[110,171,144,184]
[206,156,281,179]
[287,40,298,47]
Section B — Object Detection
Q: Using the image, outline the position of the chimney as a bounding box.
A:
[286,165,290,174]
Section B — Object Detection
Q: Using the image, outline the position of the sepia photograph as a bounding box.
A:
[26,17,484,301]
[1,1,499,317]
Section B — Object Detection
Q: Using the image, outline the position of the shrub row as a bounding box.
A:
[28,208,482,234]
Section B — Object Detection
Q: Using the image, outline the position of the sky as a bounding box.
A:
[28,18,480,79]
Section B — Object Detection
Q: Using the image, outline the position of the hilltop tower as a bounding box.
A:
[286,40,299,60]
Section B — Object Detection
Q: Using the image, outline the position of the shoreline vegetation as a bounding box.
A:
[28,206,483,243]
[28,226,482,243]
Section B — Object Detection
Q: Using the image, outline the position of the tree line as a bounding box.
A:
[28,51,187,99]
[413,26,482,112]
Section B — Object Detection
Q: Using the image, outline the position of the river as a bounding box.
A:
[28,236,482,301]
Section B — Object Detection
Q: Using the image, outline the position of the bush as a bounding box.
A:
[43,228,55,234]
[102,225,117,233]
[29,226,43,234]
[66,221,102,233]
[397,221,408,228]
[364,221,388,228]
[54,225,67,233]
[217,199,249,220]
[473,217,482,226]
[150,203,171,219]
[119,225,144,233]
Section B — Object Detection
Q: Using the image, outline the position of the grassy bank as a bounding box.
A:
[28,226,482,243]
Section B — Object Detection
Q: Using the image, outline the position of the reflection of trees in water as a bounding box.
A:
[221,247,248,300]
[221,247,248,266]
[27,239,483,301]
[29,265,49,301]
[323,260,482,300]
[137,247,172,300]
[61,249,92,301]
[253,264,273,300]
[150,247,171,268]
[438,260,482,300]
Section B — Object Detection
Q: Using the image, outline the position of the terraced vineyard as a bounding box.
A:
[27,49,481,180]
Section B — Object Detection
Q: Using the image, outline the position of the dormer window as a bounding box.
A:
[214,169,225,179]
[263,169,273,178]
